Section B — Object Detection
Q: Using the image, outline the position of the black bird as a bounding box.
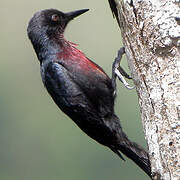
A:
[27,9,151,178]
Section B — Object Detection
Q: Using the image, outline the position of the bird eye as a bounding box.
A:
[51,14,60,22]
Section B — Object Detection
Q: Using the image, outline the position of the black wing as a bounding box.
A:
[56,59,115,118]
[42,62,91,112]
[42,61,118,145]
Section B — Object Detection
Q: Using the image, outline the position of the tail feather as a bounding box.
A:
[119,141,151,178]
[114,132,152,178]
[110,147,125,161]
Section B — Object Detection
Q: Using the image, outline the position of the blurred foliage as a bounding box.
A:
[0,0,149,179]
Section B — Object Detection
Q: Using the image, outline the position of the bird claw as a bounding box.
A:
[112,47,134,90]
[115,68,135,90]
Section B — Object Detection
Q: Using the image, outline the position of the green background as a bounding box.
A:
[0,0,149,179]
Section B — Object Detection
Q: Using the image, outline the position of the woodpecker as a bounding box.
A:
[27,9,151,178]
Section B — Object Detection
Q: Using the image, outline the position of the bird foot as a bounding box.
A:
[112,47,135,90]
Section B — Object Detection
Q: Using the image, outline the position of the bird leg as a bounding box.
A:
[112,47,135,91]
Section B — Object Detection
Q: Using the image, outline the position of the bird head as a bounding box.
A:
[27,9,89,59]
[27,9,89,52]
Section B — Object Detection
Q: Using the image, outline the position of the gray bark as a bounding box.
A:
[110,0,180,179]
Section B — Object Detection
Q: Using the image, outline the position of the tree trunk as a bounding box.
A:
[108,0,180,179]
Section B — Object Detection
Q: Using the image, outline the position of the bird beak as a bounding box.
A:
[65,9,89,21]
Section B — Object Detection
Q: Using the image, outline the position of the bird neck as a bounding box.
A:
[33,33,67,64]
